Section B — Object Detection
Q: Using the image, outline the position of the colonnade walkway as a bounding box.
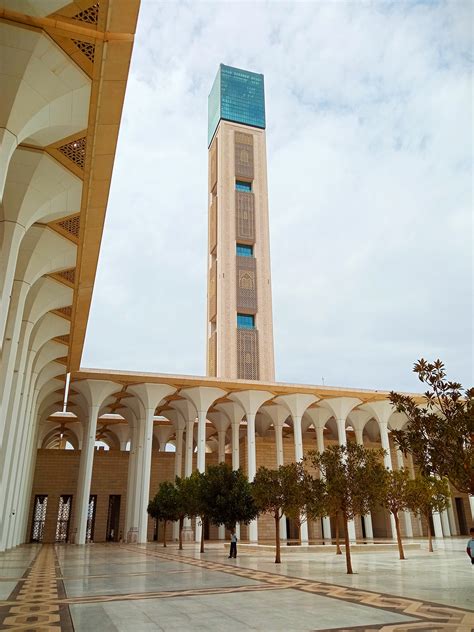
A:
[0,540,472,630]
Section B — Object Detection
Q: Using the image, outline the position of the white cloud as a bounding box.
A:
[83,0,472,392]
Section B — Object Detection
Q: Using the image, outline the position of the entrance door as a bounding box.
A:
[455,498,468,535]
[86,495,97,543]
[106,495,121,541]
[55,495,72,543]
[31,495,48,543]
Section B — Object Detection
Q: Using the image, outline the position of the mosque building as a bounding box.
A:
[0,1,471,552]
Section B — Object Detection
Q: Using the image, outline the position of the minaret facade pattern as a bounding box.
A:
[206,64,275,381]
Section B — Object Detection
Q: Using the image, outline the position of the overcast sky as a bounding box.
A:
[82,0,472,393]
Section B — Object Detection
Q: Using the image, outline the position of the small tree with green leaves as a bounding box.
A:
[390,359,473,495]
[380,468,411,560]
[199,463,257,538]
[405,475,450,552]
[252,463,316,563]
[307,443,386,574]
[147,481,180,547]
[174,474,203,550]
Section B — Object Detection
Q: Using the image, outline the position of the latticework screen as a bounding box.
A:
[209,196,217,253]
[236,256,257,312]
[210,138,218,191]
[237,328,259,380]
[208,261,217,320]
[235,192,255,242]
[235,132,254,179]
[208,331,217,377]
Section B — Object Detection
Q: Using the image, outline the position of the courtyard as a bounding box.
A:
[0,539,472,630]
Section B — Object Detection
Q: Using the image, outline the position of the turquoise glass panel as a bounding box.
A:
[208,64,265,146]
[236,180,252,192]
[236,244,253,257]
[237,314,255,329]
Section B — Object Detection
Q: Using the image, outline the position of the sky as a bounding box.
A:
[82,0,473,393]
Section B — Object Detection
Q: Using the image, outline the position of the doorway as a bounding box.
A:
[55,495,72,543]
[106,495,121,541]
[31,495,48,543]
[455,497,468,535]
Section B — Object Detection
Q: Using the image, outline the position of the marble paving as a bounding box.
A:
[0,540,472,631]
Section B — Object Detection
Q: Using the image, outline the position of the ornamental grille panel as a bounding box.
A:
[209,196,217,253]
[86,495,97,543]
[236,256,257,312]
[31,495,48,543]
[58,137,86,169]
[208,261,217,320]
[208,331,217,377]
[72,39,95,62]
[55,268,75,285]
[236,192,255,242]
[55,495,72,543]
[55,334,70,345]
[210,138,218,191]
[56,214,80,240]
[237,328,259,380]
[235,132,254,179]
[73,3,100,24]
[56,306,72,319]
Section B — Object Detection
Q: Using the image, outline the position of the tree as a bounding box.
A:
[307,443,386,574]
[147,481,180,547]
[379,469,411,560]
[405,475,450,552]
[252,463,317,563]
[199,463,257,533]
[390,359,474,495]
[174,474,202,550]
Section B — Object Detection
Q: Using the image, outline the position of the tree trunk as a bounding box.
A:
[163,520,167,547]
[343,514,353,574]
[335,513,342,555]
[178,516,184,551]
[275,512,281,564]
[394,511,405,560]
[426,513,433,552]
[200,518,204,554]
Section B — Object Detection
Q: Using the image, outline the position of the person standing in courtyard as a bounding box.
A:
[228,529,237,559]
[466,527,474,565]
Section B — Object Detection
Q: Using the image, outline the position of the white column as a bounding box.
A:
[137,410,154,544]
[469,496,474,520]
[75,405,99,544]
[395,448,413,537]
[172,424,184,541]
[293,416,308,544]
[231,419,241,539]
[336,418,356,542]
[217,429,226,540]
[440,510,451,537]
[183,419,194,537]
[354,428,374,539]
[446,501,457,535]
[125,425,138,540]
[378,421,396,539]
[315,426,331,540]
[247,412,258,543]
[274,422,287,540]
[432,511,444,538]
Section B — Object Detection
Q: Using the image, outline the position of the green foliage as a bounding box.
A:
[199,463,257,530]
[405,475,450,518]
[252,463,314,521]
[175,472,203,521]
[306,443,386,520]
[379,468,411,515]
[390,358,474,495]
[147,480,180,523]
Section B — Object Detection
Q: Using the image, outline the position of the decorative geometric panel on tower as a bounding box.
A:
[237,328,259,380]
[235,132,254,179]
[58,137,86,169]
[208,331,217,377]
[236,256,257,312]
[210,138,218,191]
[73,3,100,24]
[72,39,95,63]
[208,261,217,320]
[209,196,217,253]
[55,306,72,319]
[51,268,75,287]
[235,192,255,242]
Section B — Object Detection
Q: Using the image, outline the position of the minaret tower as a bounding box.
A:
[206,64,275,381]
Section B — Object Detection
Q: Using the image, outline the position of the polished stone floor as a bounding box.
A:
[0,538,472,630]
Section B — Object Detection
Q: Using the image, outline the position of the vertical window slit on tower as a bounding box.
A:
[235,180,252,192]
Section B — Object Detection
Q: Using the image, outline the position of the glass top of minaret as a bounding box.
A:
[208,64,266,146]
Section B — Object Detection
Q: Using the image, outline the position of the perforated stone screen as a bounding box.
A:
[73,3,99,24]
[235,132,254,180]
[58,138,86,170]
[72,39,95,63]
[236,256,257,312]
[208,261,217,320]
[235,192,255,242]
[208,331,217,377]
[237,328,259,380]
[56,214,80,240]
